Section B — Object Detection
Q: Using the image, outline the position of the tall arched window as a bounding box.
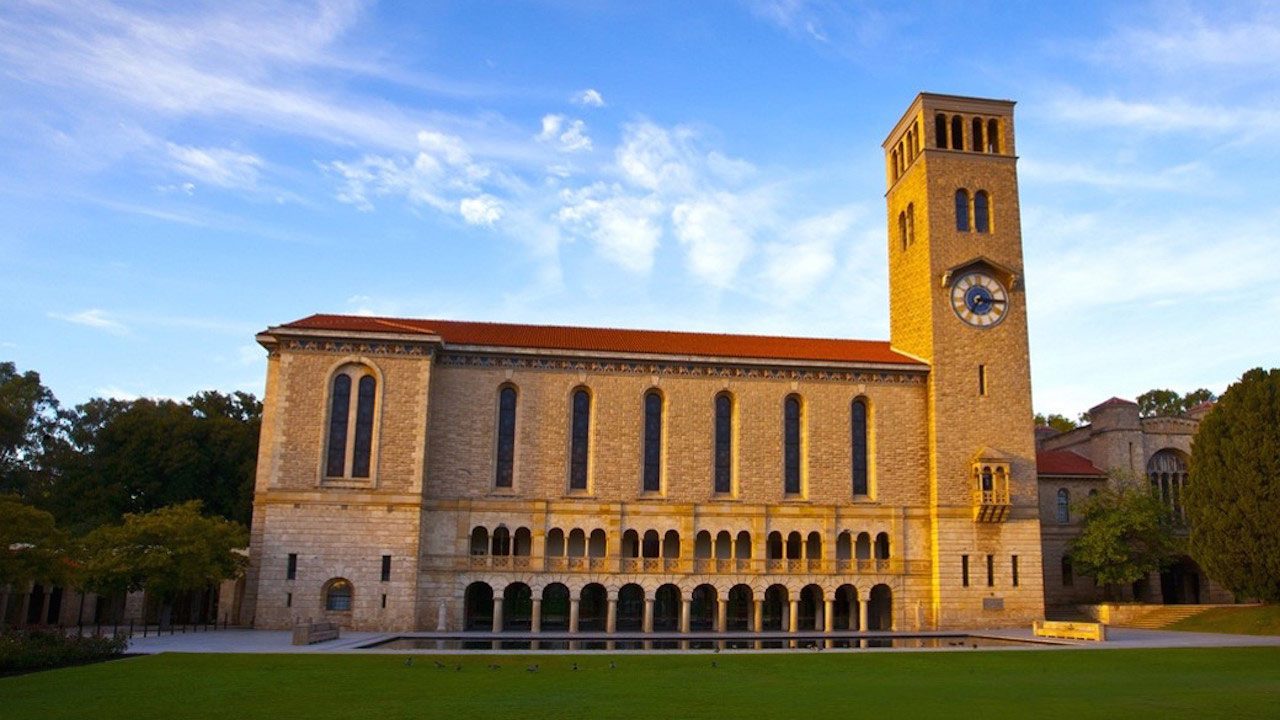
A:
[906,203,915,245]
[324,578,353,612]
[1056,488,1070,524]
[569,388,590,490]
[934,113,947,148]
[325,366,376,479]
[714,393,733,494]
[974,190,990,233]
[496,386,517,488]
[784,394,802,495]
[971,117,984,152]
[950,115,963,150]
[852,398,869,496]
[987,119,1000,153]
[955,189,970,232]
[325,374,351,477]
[898,211,908,250]
[643,390,662,492]
[891,148,900,180]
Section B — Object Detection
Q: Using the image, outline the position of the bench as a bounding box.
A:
[1033,620,1106,641]
[292,620,341,645]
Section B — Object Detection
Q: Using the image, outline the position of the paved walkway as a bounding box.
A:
[122,627,1280,655]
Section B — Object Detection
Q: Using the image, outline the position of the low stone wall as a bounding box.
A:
[1033,619,1105,641]
[292,621,341,645]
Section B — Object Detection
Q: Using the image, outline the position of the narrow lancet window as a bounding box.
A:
[784,395,802,495]
[852,398,869,496]
[325,374,351,477]
[351,375,375,477]
[974,190,990,233]
[643,391,662,492]
[496,386,517,488]
[569,388,590,490]
[714,393,732,494]
[950,115,963,150]
[955,189,970,232]
[935,113,947,148]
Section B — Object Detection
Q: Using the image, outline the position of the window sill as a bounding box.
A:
[319,477,375,489]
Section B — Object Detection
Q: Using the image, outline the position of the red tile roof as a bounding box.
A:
[276,314,925,366]
[1037,449,1105,477]
[1091,396,1137,410]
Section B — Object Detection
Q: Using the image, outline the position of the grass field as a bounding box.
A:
[1170,605,1280,636]
[3,648,1280,719]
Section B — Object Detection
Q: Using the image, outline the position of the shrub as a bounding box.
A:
[0,629,128,674]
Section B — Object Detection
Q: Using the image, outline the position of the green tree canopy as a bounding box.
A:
[0,493,71,589]
[1034,413,1079,433]
[80,501,248,600]
[1186,367,1280,601]
[1069,476,1182,597]
[1136,388,1217,418]
[0,362,60,495]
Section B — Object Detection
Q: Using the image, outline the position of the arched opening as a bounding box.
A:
[578,583,607,631]
[836,531,852,560]
[868,584,893,631]
[799,584,822,630]
[834,585,858,630]
[806,532,822,560]
[955,189,970,232]
[950,115,963,150]
[898,211,907,250]
[785,531,802,560]
[1161,556,1204,605]
[654,584,681,631]
[891,148,900,180]
[715,531,732,560]
[540,583,570,631]
[735,531,752,559]
[695,531,713,559]
[690,585,717,631]
[852,398,869,496]
[783,395,802,495]
[617,583,645,632]
[588,529,607,558]
[622,529,640,558]
[642,390,663,492]
[763,585,788,631]
[874,532,890,560]
[906,203,915,246]
[463,581,492,631]
[971,117,984,152]
[974,190,990,233]
[1056,488,1070,524]
[496,385,517,488]
[935,113,947,148]
[567,529,586,557]
[470,527,489,556]
[727,585,753,631]
[502,582,532,631]
[513,527,532,556]
[663,530,681,559]
[714,393,733,494]
[545,528,565,557]
[642,530,660,558]
[987,118,1000,153]
[1148,449,1190,523]
[855,532,871,560]
[767,531,783,560]
[324,578,353,613]
[569,387,591,490]
[491,526,511,556]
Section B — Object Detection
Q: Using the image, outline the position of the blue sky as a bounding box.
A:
[2,1,1278,418]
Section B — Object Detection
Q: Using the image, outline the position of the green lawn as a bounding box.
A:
[1171,605,1280,636]
[3,648,1280,719]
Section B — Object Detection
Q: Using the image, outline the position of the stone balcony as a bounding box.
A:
[468,555,913,575]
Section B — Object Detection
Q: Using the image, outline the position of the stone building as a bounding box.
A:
[1036,397,1232,609]
[243,92,1049,633]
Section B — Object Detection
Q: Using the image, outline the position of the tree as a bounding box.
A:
[1069,475,1182,599]
[0,494,72,626]
[1034,412,1079,433]
[1185,367,1280,601]
[0,362,60,496]
[80,502,247,626]
[1136,387,1217,418]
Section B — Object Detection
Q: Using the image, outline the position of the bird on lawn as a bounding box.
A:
[403,657,414,667]
[526,664,539,673]
[608,661,617,670]
[571,662,579,671]
[711,660,718,668]
[454,664,462,671]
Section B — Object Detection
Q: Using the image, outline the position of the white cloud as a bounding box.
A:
[759,206,858,302]
[671,195,756,288]
[323,129,490,214]
[615,121,699,193]
[556,183,663,273]
[1088,7,1280,74]
[572,88,605,107]
[1045,94,1272,133]
[1020,158,1209,191]
[166,143,262,188]
[95,385,140,402]
[460,194,503,226]
[49,308,129,335]
[537,114,592,153]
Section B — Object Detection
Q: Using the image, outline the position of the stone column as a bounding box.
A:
[680,598,691,633]
[569,598,580,634]
[530,598,542,633]
[823,599,833,632]
[606,598,617,633]
[643,598,654,633]
[858,600,869,632]
[787,599,798,633]
[491,597,503,633]
[752,599,763,632]
[716,598,727,633]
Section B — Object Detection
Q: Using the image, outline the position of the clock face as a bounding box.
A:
[951,272,1008,327]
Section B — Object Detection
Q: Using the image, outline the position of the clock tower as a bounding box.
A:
[884,94,1044,627]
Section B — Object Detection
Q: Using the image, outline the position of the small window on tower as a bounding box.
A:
[978,365,987,396]
[950,115,964,150]
[906,203,915,245]
[974,191,990,233]
[935,113,947,148]
[962,555,970,587]
[955,190,970,232]
[898,211,907,250]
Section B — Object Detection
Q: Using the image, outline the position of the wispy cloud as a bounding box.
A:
[1020,158,1210,191]
[1044,94,1279,134]
[166,143,262,189]
[745,0,897,55]
[1086,5,1280,75]
[536,115,593,153]
[572,88,605,108]
[49,308,129,335]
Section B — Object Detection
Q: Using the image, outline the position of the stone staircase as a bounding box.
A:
[1116,605,1209,629]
